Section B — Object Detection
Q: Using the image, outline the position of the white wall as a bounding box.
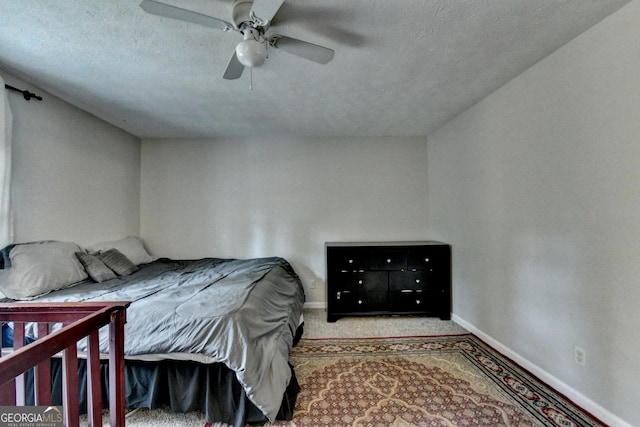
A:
[2,71,141,247]
[141,136,429,302]
[427,2,640,425]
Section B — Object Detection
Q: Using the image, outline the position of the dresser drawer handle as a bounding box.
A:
[425,258,430,262]
[386,258,392,263]
[358,299,363,305]
[416,299,421,305]
[348,259,354,264]
[415,279,421,284]
[358,280,363,285]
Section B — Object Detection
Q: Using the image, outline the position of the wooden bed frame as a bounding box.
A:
[0,302,129,427]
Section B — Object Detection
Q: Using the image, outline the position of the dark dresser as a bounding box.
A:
[326,241,451,322]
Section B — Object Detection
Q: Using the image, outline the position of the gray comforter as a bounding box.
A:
[22,257,305,421]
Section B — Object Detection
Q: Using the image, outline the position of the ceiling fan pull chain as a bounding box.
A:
[249,67,253,90]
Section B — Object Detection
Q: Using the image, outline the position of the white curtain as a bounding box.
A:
[0,76,13,248]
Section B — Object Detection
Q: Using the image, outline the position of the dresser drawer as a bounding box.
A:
[367,248,407,270]
[329,271,387,292]
[407,246,449,271]
[388,290,438,312]
[327,247,369,272]
[389,271,437,291]
[331,289,387,312]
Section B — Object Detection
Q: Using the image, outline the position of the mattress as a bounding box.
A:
[12,256,305,422]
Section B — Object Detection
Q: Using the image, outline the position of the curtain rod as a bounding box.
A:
[4,84,42,101]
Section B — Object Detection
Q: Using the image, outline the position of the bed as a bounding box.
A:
[0,238,305,426]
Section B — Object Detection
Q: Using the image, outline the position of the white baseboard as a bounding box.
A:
[452,314,632,427]
[303,301,326,310]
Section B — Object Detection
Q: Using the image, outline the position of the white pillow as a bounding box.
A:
[86,236,154,266]
[0,241,88,300]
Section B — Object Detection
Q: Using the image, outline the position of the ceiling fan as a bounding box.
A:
[140,0,335,80]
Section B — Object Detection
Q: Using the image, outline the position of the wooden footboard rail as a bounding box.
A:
[0,302,130,427]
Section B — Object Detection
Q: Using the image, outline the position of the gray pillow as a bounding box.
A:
[97,249,138,276]
[75,252,117,283]
[86,236,155,266]
[0,241,88,300]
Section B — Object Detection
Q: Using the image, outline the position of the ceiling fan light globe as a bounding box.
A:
[236,39,267,67]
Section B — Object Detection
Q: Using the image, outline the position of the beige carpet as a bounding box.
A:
[301,309,467,339]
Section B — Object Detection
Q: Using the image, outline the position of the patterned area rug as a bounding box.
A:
[274,334,604,427]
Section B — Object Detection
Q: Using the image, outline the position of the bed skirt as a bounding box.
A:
[25,358,299,426]
[26,323,305,426]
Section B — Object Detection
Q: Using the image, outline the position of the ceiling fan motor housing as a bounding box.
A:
[232,0,254,28]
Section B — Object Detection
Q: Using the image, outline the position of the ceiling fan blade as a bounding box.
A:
[269,35,334,64]
[223,51,245,80]
[140,0,234,31]
[250,0,285,25]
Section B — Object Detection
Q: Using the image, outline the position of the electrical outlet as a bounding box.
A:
[310,280,317,290]
[574,346,586,366]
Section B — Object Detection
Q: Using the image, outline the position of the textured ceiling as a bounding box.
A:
[0,0,631,139]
